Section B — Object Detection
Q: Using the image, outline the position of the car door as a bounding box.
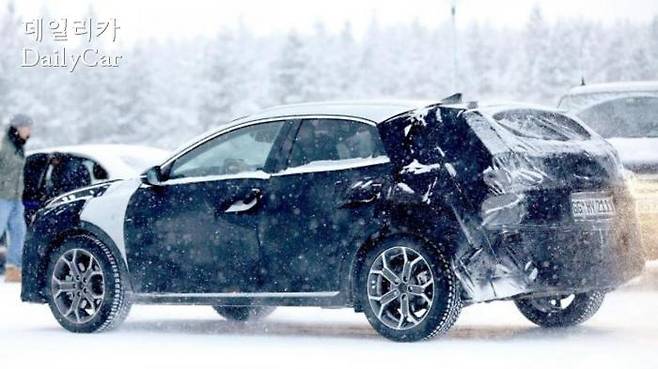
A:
[259,118,391,293]
[124,120,290,294]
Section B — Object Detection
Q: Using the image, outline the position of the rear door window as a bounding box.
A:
[287,119,386,168]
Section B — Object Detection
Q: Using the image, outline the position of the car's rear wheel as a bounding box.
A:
[213,306,276,321]
[46,235,131,333]
[359,238,461,342]
[514,291,605,328]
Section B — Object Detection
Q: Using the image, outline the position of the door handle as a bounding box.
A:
[338,180,382,208]
[243,188,262,203]
[224,188,262,213]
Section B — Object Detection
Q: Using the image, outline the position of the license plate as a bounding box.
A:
[571,192,615,220]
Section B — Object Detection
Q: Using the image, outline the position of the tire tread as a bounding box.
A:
[515,291,605,328]
[47,234,131,333]
[359,237,462,342]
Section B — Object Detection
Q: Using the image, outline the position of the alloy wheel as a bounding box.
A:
[51,248,105,324]
[367,246,435,330]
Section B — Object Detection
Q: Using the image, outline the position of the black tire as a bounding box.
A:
[46,235,132,333]
[213,306,276,321]
[514,291,605,328]
[358,237,461,342]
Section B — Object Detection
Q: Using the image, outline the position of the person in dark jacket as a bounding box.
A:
[0,114,33,282]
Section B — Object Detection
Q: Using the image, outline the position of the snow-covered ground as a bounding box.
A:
[1,270,658,369]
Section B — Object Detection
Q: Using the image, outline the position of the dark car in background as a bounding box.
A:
[20,100,644,342]
[559,81,658,259]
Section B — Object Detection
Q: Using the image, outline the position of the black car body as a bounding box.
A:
[21,100,645,341]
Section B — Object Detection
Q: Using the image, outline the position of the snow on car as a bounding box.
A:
[20,99,644,342]
[559,81,658,259]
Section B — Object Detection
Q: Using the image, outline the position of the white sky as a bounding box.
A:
[7,0,658,43]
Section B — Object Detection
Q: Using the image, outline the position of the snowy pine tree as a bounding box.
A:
[272,31,308,104]
[1,4,656,149]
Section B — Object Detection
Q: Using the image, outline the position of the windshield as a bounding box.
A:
[576,96,658,138]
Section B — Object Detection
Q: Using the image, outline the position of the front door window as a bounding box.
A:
[169,122,285,179]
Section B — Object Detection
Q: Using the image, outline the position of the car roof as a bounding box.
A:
[166,99,565,162]
[221,99,566,131]
[166,100,437,160]
[564,81,658,96]
[230,100,435,125]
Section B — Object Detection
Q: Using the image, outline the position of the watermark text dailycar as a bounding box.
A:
[20,17,123,72]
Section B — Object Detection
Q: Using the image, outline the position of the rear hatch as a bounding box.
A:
[377,105,626,226]
[378,104,642,299]
[476,108,626,225]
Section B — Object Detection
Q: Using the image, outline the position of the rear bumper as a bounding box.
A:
[527,187,645,293]
[472,193,646,302]
[513,219,645,295]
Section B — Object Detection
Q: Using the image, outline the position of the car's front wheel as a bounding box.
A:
[514,291,605,328]
[359,238,461,342]
[213,306,276,321]
[46,235,132,333]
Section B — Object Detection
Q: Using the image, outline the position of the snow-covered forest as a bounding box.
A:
[1,3,657,149]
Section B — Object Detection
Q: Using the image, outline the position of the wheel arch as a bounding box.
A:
[34,223,130,302]
[345,220,462,312]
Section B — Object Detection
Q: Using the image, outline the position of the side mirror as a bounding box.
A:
[142,166,164,186]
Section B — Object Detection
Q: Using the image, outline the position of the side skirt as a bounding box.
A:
[132,291,350,307]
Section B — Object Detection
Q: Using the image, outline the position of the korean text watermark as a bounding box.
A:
[21,17,123,72]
